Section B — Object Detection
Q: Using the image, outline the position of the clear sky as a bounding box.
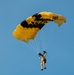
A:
[0,0,74,75]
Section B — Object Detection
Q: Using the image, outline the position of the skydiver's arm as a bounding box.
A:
[43,53,46,57]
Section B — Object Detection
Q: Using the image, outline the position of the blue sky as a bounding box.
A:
[0,0,74,75]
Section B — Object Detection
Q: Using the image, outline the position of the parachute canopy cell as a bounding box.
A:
[13,11,66,42]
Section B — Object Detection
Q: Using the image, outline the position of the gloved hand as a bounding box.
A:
[38,53,42,56]
[43,51,47,54]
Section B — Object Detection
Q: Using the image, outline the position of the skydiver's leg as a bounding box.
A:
[43,61,46,69]
[40,62,43,71]
[44,63,46,69]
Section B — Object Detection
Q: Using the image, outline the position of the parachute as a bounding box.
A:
[13,11,66,42]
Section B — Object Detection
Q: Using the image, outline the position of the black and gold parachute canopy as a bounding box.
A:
[13,11,66,42]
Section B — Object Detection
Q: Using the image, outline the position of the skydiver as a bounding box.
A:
[38,51,47,71]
